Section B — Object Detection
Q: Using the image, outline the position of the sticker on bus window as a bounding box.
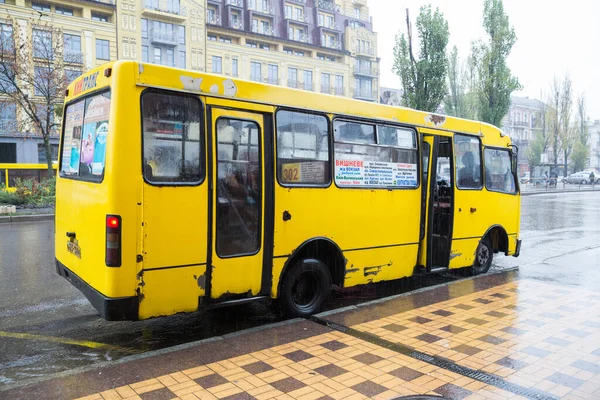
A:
[281,161,325,183]
[83,95,110,176]
[61,101,84,174]
[335,159,418,187]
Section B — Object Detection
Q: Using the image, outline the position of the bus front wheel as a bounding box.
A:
[279,259,331,318]
[472,237,493,275]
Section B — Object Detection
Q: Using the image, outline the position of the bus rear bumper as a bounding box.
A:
[513,239,522,257]
[55,259,139,321]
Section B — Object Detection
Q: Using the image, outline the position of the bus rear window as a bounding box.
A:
[60,91,111,181]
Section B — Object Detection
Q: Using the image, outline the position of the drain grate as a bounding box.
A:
[312,316,557,400]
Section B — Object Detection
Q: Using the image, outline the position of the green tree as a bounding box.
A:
[570,94,590,172]
[526,132,545,174]
[393,5,450,112]
[473,0,522,127]
[445,46,465,117]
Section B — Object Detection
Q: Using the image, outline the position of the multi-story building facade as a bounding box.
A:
[0,0,378,163]
[0,0,117,163]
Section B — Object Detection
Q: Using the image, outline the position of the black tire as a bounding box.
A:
[582,180,588,185]
[279,259,331,318]
[472,237,493,275]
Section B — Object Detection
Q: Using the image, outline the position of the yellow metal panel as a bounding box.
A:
[343,245,419,287]
[448,238,479,269]
[138,265,206,319]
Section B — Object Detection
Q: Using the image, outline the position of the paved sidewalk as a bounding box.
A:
[3,271,600,400]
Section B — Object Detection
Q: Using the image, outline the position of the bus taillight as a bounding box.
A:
[106,214,122,267]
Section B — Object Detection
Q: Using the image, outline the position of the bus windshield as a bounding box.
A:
[59,91,111,181]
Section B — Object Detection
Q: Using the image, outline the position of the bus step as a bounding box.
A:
[430,266,449,273]
[206,296,269,309]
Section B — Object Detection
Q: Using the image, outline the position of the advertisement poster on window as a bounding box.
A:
[60,101,84,174]
[335,159,418,187]
[281,161,325,183]
[82,95,110,176]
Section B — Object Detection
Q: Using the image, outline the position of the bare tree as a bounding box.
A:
[0,17,71,173]
[558,74,575,175]
[547,77,561,171]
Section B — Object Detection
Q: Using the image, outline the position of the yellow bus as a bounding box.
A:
[55,61,521,321]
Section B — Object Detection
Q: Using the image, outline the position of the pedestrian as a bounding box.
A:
[590,171,595,185]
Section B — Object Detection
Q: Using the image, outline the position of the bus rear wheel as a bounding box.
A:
[472,237,493,275]
[279,259,331,318]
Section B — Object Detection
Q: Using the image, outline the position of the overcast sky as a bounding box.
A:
[369,0,600,120]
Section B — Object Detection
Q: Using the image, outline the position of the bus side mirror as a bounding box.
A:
[511,152,518,174]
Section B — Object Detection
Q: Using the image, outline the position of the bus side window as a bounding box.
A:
[454,134,483,190]
[141,90,203,184]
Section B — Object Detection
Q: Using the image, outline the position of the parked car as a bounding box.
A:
[519,172,530,184]
[566,171,594,184]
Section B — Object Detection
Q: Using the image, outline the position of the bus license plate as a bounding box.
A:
[67,241,81,258]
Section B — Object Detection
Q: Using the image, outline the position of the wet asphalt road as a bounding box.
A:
[1,191,599,387]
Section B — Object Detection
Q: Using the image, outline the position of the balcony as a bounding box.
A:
[513,121,530,127]
[355,46,375,57]
[63,50,83,64]
[322,40,342,50]
[266,76,279,85]
[150,29,178,45]
[302,82,314,91]
[142,1,187,20]
[250,75,262,82]
[353,88,377,100]
[288,80,301,89]
[0,119,17,133]
[318,21,339,31]
[225,0,243,6]
[248,0,274,15]
[334,86,345,96]
[285,12,308,24]
[352,0,366,6]
[206,13,222,26]
[318,0,340,12]
[252,25,274,36]
[353,65,378,77]
[288,33,310,44]
[320,84,331,94]
[288,0,306,4]
[230,18,244,30]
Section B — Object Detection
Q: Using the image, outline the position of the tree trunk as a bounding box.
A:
[43,134,54,177]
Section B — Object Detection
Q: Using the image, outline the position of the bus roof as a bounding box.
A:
[66,60,511,147]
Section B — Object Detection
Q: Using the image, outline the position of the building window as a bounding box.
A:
[212,56,222,73]
[220,36,232,43]
[231,59,238,76]
[0,24,13,52]
[250,61,261,82]
[91,12,109,22]
[285,5,292,18]
[32,2,50,12]
[63,34,82,63]
[321,73,330,92]
[283,48,292,54]
[354,7,360,19]
[55,6,73,16]
[288,67,297,87]
[295,51,304,57]
[0,102,17,133]
[208,34,217,41]
[179,51,186,68]
[32,29,52,59]
[246,40,257,48]
[167,49,174,66]
[38,143,59,163]
[64,69,81,85]
[303,70,313,91]
[141,19,148,38]
[96,39,110,60]
[178,26,185,45]
[260,43,270,50]
[142,45,148,62]
[34,66,51,96]
[267,64,278,84]
[153,47,161,64]
[335,75,343,95]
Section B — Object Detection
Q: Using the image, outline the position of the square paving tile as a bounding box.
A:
[520,319,546,328]
[491,293,509,299]
[520,346,552,358]
[558,305,577,313]
[454,304,474,310]
[581,321,600,329]
[270,377,306,393]
[389,366,423,381]
[546,372,585,389]
[473,298,492,304]
[543,337,572,347]
[194,373,228,389]
[381,323,408,333]
[414,333,443,343]
[351,381,387,397]
[435,383,472,400]
[563,328,590,338]
[315,397,335,400]
[352,352,385,365]
[242,361,274,375]
[501,326,527,336]
[592,349,600,357]
[464,317,488,326]
[539,312,564,319]
[496,356,529,370]
[319,340,349,351]
[313,364,348,379]
[452,344,482,356]
[478,334,506,345]
[432,309,454,317]
[409,316,433,324]
[571,360,600,374]
[485,311,508,318]
[221,394,256,400]
[283,350,314,362]
[440,325,467,334]
[139,388,176,400]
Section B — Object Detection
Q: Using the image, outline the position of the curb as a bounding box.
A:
[0,214,54,224]
[521,188,600,196]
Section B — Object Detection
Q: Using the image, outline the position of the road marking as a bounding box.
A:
[0,331,139,354]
